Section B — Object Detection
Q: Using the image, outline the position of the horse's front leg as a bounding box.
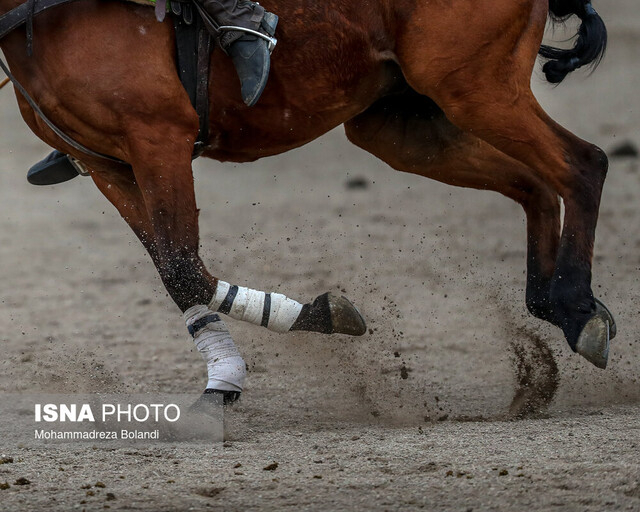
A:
[119,125,364,400]
[90,159,245,400]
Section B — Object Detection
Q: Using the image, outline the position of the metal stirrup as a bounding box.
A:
[217,25,277,52]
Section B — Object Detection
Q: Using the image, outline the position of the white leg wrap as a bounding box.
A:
[209,281,303,333]
[184,305,246,392]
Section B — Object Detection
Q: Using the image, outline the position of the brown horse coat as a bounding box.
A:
[0,0,615,371]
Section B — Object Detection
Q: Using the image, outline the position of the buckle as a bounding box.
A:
[68,156,90,176]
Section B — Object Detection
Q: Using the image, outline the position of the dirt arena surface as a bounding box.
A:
[1,2,639,511]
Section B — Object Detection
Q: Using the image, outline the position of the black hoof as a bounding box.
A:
[290,292,367,335]
[190,389,241,413]
[594,298,616,339]
[27,150,80,185]
[575,311,610,369]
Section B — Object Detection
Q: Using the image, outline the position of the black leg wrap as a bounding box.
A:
[190,388,241,412]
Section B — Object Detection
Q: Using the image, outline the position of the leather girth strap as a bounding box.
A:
[171,1,211,158]
[0,0,211,162]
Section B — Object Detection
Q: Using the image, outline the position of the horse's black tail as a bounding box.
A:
[538,0,607,83]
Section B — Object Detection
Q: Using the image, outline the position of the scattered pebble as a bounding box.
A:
[106,492,116,501]
[195,487,225,498]
[0,457,13,464]
[0,482,9,490]
[345,176,370,190]
[499,469,509,476]
[14,478,30,486]
[609,141,639,158]
[95,481,106,488]
[263,462,278,471]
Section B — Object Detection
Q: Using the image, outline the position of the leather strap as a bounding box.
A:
[0,0,79,41]
[154,0,166,22]
[173,5,211,158]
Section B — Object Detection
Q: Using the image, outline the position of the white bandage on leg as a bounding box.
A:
[184,304,246,392]
[209,281,303,333]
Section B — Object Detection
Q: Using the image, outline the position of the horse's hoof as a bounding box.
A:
[575,311,610,369]
[190,388,241,412]
[326,293,367,336]
[290,292,367,335]
[594,298,616,339]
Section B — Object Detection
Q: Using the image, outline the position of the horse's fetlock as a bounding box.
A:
[591,144,609,176]
[576,144,608,181]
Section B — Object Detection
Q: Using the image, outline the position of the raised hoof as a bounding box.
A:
[190,388,241,412]
[575,312,610,369]
[290,292,367,335]
[594,298,616,339]
[327,293,367,336]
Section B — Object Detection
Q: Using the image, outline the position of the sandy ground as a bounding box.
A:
[1,2,640,511]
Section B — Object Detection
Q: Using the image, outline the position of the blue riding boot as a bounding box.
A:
[197,0,278,106]
[226,12,278,106]
[27,150,81,186]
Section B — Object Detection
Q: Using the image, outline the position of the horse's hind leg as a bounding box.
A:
[345,91,561,325]
[396,0,614,367]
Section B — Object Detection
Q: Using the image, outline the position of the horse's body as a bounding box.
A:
[0,0,615,395]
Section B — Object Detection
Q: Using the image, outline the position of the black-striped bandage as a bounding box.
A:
[209,281,303,333]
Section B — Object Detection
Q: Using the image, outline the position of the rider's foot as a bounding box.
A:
[197,0,278,106]
[27,150,80,186]
[225,12,278,106]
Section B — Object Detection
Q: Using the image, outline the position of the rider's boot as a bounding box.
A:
[27,150,82,186]
[195,0,278,106]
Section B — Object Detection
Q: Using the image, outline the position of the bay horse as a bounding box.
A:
[0,0,615,402]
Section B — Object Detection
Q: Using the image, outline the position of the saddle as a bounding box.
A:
[0,0,214,161]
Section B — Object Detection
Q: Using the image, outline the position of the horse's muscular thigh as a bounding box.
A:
[394,0,546,100]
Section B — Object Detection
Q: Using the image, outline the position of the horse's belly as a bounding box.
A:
[206,58,399,163]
